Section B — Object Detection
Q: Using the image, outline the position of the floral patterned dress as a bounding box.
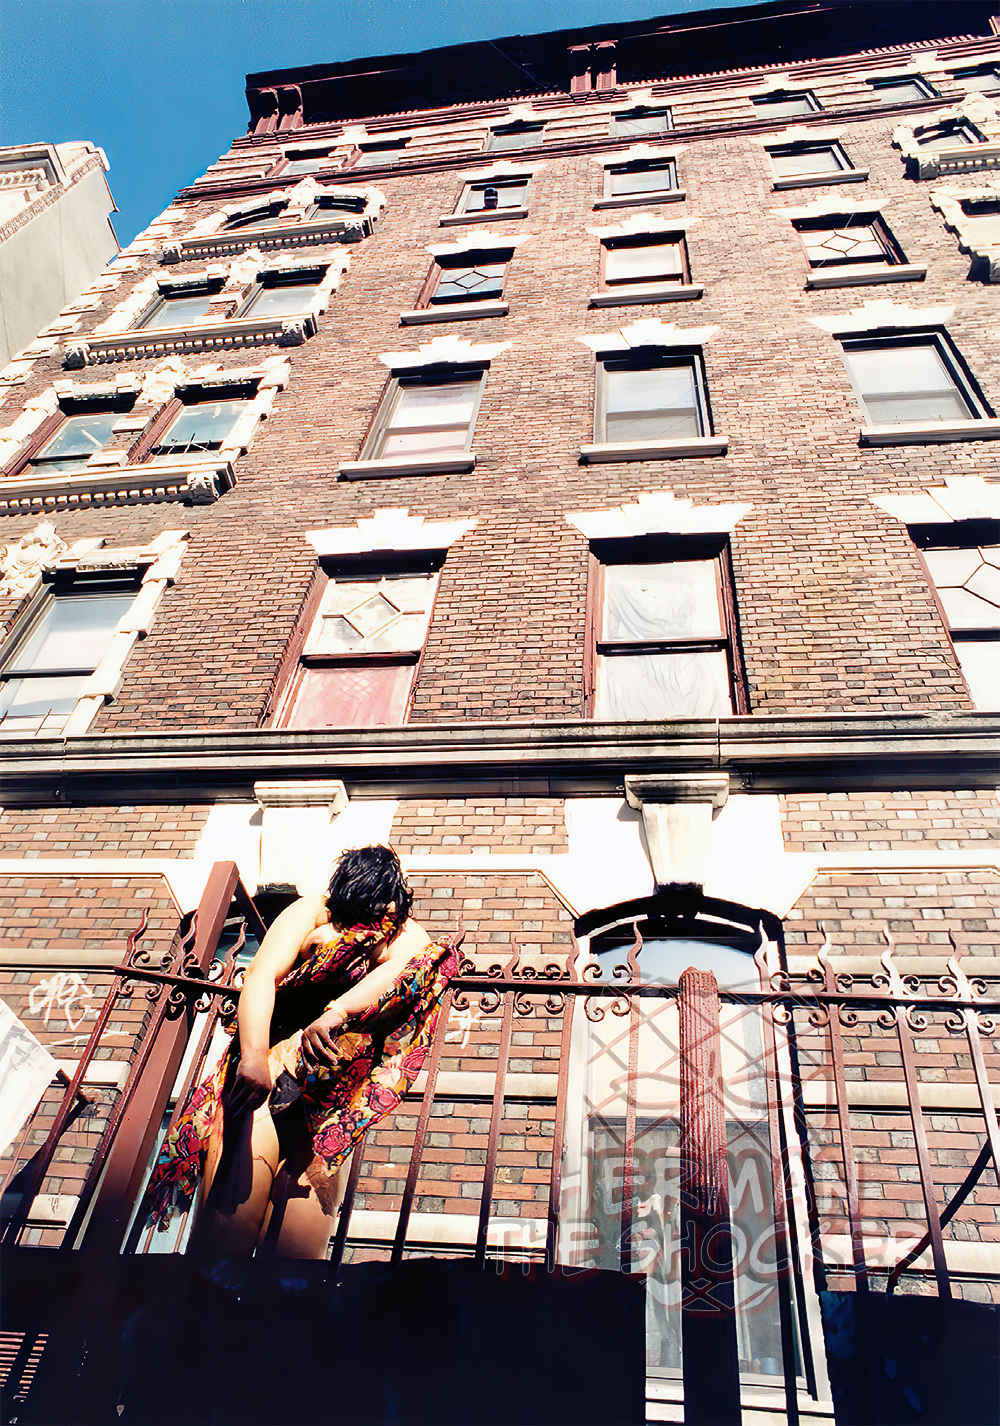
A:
[144,915,460,1227]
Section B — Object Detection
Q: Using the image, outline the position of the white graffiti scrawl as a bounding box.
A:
[28,973,95,1031]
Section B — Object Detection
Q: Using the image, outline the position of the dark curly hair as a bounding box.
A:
[325,845,413,941]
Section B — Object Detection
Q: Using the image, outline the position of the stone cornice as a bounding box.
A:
[62,313,316,367]
[0,459,237,513]
[1,713,996,803]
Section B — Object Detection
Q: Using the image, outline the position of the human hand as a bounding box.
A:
[226,1052,272,1117]
[301,1007,348,1069]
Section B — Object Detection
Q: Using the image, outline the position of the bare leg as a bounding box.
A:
[269,1153,351,1260]
[190,1103,280,1257]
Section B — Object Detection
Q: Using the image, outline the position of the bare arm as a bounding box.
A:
[227,894,326,1114]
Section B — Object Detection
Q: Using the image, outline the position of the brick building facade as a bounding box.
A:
[1,3,998,1422]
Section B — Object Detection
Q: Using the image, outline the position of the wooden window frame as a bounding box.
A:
[414,250,511,310]
[908,518,1000,705]
[359,366,487,461]
[594,349,713,444]
[234,266,326,318]
[129,382,258,464]
[793,212,906,269]
[599,233,690,290]
[2,397,135,480]
[768,141,853,179]
[269,553,444,730]
[839,330,992,426]
[582,535,749,718]
[604,159,679,200]
[610,106,673,137]
[457,177,530,216]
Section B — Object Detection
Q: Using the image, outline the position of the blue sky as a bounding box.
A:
[0,0,739,248]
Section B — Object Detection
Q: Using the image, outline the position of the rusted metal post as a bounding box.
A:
[678,967,741,1426]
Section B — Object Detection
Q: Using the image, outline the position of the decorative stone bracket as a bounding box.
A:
[253,780,349,893]
[624,773,729,888]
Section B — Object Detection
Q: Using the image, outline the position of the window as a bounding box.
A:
[421,251,508,307]
[274,565,439,729]
[595,352,710,444]
[601,235,688,289]
[224,202,296,231]
[769,142,852,179]
[147,395,249,463]
[911,522,1000,709]
[135,284,224,330]
[794,213,905,269]
[0,573,139,734]
[840,333,990,426]
[585,540,745,719]
[611,107,672,138]
[280,147,336,175]
[362,369,485,460]
[459,178,528,214]
[605,160,679,200]
[916,122,978,152]
[952,64,1000,95]
[867,77,936,103]
[238,270,325,318]
[355,139,409,168]
[25,409,123,477]
[487,123,545,152]
[752,91,820,119]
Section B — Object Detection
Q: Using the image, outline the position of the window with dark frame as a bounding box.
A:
[272,560,441,729]
[951,64,1000,95]
[354,139,410,168]
[769,142,852,179]
[145,391,252,463]
[418,250,509,308]
[915,121,979,151]
[279,148,336,175]
[611,107,673,137]
[752,91,820,119]
[839,332,991,426]
[584,537,747,720]
[362,368,485,460]
[793,213,906,269]
[866,77,937,104]
[134,282,226,330]
[3,397,135,481]
[487,122,545,152]
[459,178,529,214]
[910,520,1000,710]
[600,234,688,289]
[605,159,679,199]
[0,570,142,735]
[237,268,326,318]
[595,350,712,444]
[224,202,297,231]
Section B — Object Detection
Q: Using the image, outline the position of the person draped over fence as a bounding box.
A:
[144,844,460,1259]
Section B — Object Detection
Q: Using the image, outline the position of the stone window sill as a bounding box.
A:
[772,169,869,191]
[400,300,508,325]
[860,418,1000,446]
[592,190,686,211]
[806,263,926,290]
[579,435,728,463]
[339,452,476,480]
[0,458,237,511]
[589,283,703,308]
[438,208,528,228]
[163,216,372,262]
[63,314,315,367]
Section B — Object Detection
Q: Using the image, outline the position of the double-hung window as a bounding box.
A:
[487,122,545,152]
[911,522,1000,709]
[25,409,124,477]
[0,572,140,735]
[362,368,484,461]
[605,159,679,200]
[146,393,249,463]
[135,283,225,330]
[596,351,710,443]
[601,235,688,290]
[611,107,672,138]
[752,91,820,119]
[585,539,746,719]
[769,142,853,181]
[238,269,325,318]
[794,213,905,270]
[867,77,936,104]
[458,178,529,215]
[840,333,990,427]
[273,562,440,728]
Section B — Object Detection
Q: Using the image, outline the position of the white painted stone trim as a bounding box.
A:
[306,508,477,556]
[349,1209,547,1252]
[63,312,317,367]
[870,475,1000,524]
[339,452,476,480]
[809,297,954,334]
[588,284,704,308]
[775,194,890,219]
[580,435,728,462]
[930,183,1000,280]
[438,207,528,228]
[772,170,870,191]
[893,95,1000,178]
[565,490,753,539]
[591,189,686,211]
[860,417,1000,446]
[822,1234,1000,1278]
[0,459,236,513]
[800,1078,1000,1112]
[804,263,927,289]
[590,143,681,168]
[750,125,846,146]
[457,159,541,182]
[425,228,533,258]
[577,318,719,353]
[399,300,509,325]
[0,389,59,470]
[587,213,701,239]
[376,334,510,370]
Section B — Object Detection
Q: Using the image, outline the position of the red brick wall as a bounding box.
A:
[780,791,998,854]
[0,805,209,857]
[393,797,567,854]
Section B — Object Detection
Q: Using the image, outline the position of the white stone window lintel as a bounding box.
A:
[577,319,719,355]
[809,298,954,336]
[565,490,752,539]
[306,508,478,557]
